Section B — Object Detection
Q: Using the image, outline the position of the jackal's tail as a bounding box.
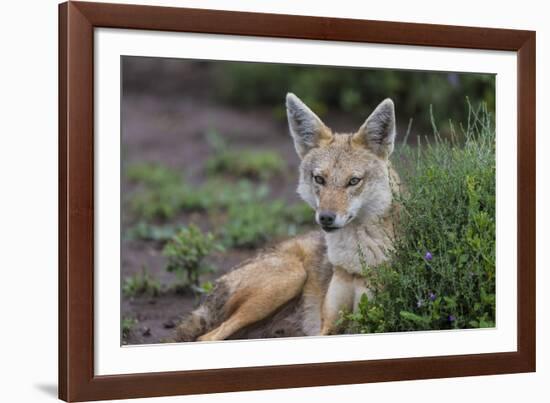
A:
[174,280,230,342]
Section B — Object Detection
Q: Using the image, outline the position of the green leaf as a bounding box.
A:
[400,311,430,325]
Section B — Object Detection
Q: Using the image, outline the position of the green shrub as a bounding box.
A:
[163,225,224,287]
[345,104,495,333]
[122,267,161,297]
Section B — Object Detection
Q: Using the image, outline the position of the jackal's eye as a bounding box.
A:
[313,175,326,185]
[347,177,362,186]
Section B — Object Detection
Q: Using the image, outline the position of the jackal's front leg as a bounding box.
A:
[320,268,354,335]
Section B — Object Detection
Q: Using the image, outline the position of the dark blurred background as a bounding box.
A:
[123,56,495,138]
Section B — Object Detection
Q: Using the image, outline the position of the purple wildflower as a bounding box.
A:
[448,315,456,322]
[424,251,433,261]
[429,292,436,301]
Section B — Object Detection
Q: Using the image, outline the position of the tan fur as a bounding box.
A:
[175,94,399,342]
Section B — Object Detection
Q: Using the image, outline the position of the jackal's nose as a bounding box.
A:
[318,212,336,226]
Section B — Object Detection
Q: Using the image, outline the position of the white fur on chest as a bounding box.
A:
[325,225,390,275]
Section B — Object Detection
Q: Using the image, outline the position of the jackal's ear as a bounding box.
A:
[286,93,332,158]
[353,98,396,158]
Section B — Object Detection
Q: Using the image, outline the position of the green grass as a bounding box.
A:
[222,201,285,248]
[127,162,182,188]
[124,158,315,249]
[344,103,495,333]
[124,222,178,242]
[126,160,271,221]
[125,160,316,252]
[129,185,189,220]
[206,149,285,180]
[205,130,285,180]
[129,179,269,220]
[122,267,162,297]
[126,162,188,220]
[180,179,270,211]
[222,201,315,248]
[126,191,313,250]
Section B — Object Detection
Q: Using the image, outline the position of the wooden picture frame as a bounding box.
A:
[59,1,536,401]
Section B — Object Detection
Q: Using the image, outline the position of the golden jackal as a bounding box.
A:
[176,93,400,341]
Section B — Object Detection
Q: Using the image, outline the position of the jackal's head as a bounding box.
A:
[286,93,396,232]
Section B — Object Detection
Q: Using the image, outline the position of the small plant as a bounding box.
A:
[122,266,161,297]
[163,225,224,288]
[191,280,214,295]
[205,130,285,179]
[122,317,138,340]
